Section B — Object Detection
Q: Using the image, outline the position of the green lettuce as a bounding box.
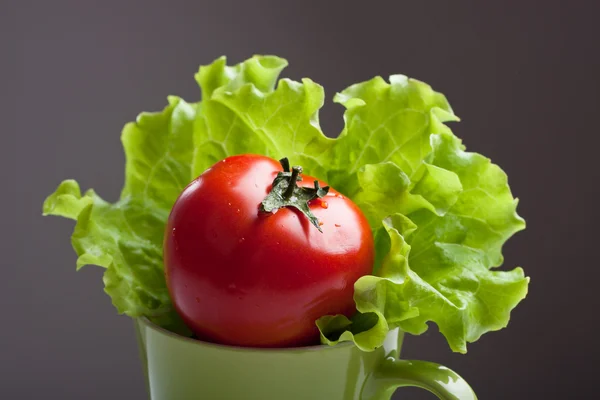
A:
[44,55,528,352]
[43,97,196,335]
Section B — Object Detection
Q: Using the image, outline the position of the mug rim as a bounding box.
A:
[138,317,355,353]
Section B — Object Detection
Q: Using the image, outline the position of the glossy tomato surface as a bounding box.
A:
[164,154,374,347]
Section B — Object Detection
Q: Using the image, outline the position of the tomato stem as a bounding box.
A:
[260,157,330,232]
[283,166,302,199]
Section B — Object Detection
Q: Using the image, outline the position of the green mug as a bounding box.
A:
[135,318,477,400]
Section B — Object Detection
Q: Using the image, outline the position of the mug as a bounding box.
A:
[135,318,477,400]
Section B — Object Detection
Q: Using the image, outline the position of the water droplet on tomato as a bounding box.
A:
[195,297,200,303]
[239,237,245,243]
[228,202,232,206]
[236,208,241,214]
[321,201,329,209]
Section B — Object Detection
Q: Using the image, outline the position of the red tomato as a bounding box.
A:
[164,154,374,347]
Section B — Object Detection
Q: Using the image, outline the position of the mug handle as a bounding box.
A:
[362,357,478,400]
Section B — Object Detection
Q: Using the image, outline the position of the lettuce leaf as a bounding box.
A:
[44,55,528,352]
[310,75,527,352]
[192,55,333,179]
[43,97,196,335]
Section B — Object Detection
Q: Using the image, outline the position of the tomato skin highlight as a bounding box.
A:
[164,154,374,347]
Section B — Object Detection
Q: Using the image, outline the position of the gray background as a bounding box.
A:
[4,0,599,399]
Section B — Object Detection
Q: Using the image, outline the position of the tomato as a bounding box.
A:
[164,154,374,347]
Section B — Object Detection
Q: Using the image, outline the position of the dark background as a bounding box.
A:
[4,1,599,399]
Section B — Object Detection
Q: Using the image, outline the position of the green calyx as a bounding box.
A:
[260,158,329,232]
